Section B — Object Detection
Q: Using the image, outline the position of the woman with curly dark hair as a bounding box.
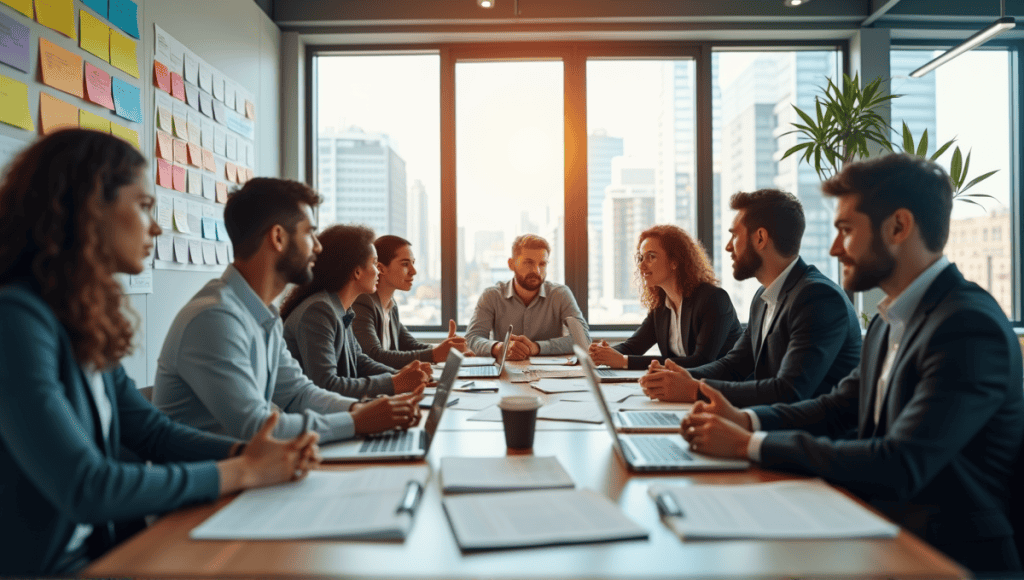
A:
[0,130,319,576]
[589,224,742,370]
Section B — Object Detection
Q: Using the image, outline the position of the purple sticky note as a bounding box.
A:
[0,11,31,73]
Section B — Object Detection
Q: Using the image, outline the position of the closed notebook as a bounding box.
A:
[440,456,574,493]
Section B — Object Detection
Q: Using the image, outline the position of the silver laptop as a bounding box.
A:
[615,408,689,433]
[565,317,645,383]
[576,345,748,472]
[319,350,463,462]
[458,325,512,379]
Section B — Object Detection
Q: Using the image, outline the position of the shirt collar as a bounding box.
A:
[222,264,278,330]
[877,256,950,326]
[761,257,799,306]
[324,292,355,327]
[503,278,548,300]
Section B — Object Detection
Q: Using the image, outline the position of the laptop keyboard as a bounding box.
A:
[359,430,417,453]
[466,366,499,377]
[631,436,693,462]
[597,368,615,377]
[625,412,679,427]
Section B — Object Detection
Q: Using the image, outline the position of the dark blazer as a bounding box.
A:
[0,284,236,576]
[613,282,742,370]
[352,292,434,367]
[689,258,862,407]
[752,264,1024,571]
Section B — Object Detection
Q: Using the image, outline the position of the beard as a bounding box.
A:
[277,240,314,286]
[841,235,895,292]
[731,246,763,281]
[515,272,543,292]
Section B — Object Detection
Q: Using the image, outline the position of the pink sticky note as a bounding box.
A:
[156,159,172,188]
[187,142,202,167]
[170,72,185,101]
[153,60,170,93]
[216,182,228,203]
[84,63,114,110]
[172,139,187,164]
[172,165,186,192]
[225,162,237,183]
[156,131,173,161]
[202,148,215,172]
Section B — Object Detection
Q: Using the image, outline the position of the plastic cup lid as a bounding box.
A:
[498,396,542,411]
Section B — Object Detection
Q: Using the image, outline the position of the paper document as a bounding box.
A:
[440,456,574,493]
[191,466,429,540]
[529,356,573,365]
[561,384,640,404]
[444,488,647,550]
[531,378,589,394]
[522,368,585,380]
[617,395,693,412]
[648,479,899,540]
[537,401,603,424]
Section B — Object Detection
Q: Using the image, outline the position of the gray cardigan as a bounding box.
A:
[282,291,397,399]
[352,292,434,367]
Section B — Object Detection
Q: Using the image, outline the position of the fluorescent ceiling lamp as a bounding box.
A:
[478,0,494,7]
[784,0,809,6]
[910,16,1015,78]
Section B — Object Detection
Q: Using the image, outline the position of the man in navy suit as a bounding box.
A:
[640,188,862,407]
[681,154,1024,574]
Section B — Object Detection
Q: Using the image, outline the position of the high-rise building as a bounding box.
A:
[408,179,430,277]
[316,126,407,236]
[603,159,656,309]
[948,209,1012,315]
[588,130,624,302]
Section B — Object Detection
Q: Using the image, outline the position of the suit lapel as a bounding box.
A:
[77,365,113,457]
[655,305,672,355]
[750,293,767,358]
[755,259,808,365]
[858,320,889,438]
[678,301,693,353]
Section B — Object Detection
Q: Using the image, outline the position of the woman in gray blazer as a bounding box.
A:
[589,224,742,370]
[0,130,318,576]
[353,235,469,366]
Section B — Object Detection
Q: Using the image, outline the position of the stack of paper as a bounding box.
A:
[648,479,899,540]
[531,378,590,394]
[440,456,574,493]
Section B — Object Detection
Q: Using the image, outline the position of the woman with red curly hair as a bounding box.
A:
[589,224,742,370]
[0,130,319,576]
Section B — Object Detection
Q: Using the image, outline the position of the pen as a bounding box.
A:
[301,409,314,434]
[655,492,684,517]
[396,480,423,515]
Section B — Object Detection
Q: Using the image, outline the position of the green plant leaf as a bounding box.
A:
[958,197,987,211]
[901,122,914,153]
[950,148,963,185]
[916,129,928,157]
[958,170,998,195]
[959,192,1000,203]
[959,150,972,190]
[781,142,812,161]
[930,139,954,161]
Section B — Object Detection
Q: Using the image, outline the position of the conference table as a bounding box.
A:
[85,361,967,579]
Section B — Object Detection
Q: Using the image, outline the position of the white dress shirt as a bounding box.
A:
[665,297,686,357]
[758,257,799,348]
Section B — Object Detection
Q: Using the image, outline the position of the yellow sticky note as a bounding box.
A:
[79,10,109,63]
[110,121,139,148]
[0,74,33,131]
[79,109,109,133]
[35,0,75,40]
[0,0,33,19]
[109,29,138,79]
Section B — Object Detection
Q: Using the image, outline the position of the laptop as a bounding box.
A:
[565,317,645,383]
[319,350,464,462]
[457,325,512,379]
[576,345,748,472]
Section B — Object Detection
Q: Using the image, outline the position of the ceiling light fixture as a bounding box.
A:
[478,0,494,7]
[783,0,808,7]
[910,0,1015,78]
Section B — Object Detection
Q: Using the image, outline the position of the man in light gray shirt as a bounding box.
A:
[154,178,421,443]
[465,234,589,360]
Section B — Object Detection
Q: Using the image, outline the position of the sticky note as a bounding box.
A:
[201,216,216,240]
[213,126,225,155]
[187,169,201,195]
[0,74,33,131]
[223,81,235,110]
[187,200,201,234]
[187,119,199,144]
[39,38,83,98]
[1,0,33,19]
[0,11,30,73]
[187,142,201,167]
[202,175,215,200]
[170,71,184,101]
[153,60,170,93]
[225,134,236,160]
[156,106,172,132]
[200,119,213,149]
[78,108,108,132]
[155,159,170,188]
[155,131,172,160]
[234,92,245,115]
[200,241,215,265]
[245,100,255,120]
[199,91,212,117]
[202,148,215,172]
[172,138,186,164]
[79,9,108,62]
[109,29,138,78]
[184,81,197,109]
[224,162,236,183]
[109,121,137,147]
[172,115,186,139]
[155,235,172,261]
[183,52,197,84]
[172,236,187,263]
[211,99,224,123]
[212,72,223,100]
[82,0,105,17]
[188,239,201,264]
[215,243,228,264]
[171,164,185,192]
[39,91,77,134]
[199,62,212,92]
[110,77,141,123]
[84,63,114,109]
[107,0,138,39]
[215,181,227,203]
[214,221,227,242]
[35,0,76,39]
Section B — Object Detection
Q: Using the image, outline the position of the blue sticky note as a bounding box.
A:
[0,11,30,73]
[111,77,142,123]
[201,217,217,240]
[83,0,108,18]
[216,221,228,242]
[108,0,139,39]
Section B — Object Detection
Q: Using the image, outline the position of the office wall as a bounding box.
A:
[119,0,281,387]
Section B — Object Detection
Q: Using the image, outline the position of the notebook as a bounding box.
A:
[576,345,748,472]
[319,349,463,462]
[566,317,645,382]
[458,325,512,378]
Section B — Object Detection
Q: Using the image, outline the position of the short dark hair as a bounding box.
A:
[280,224,376,321]
[374,235,411,267]
[730,189,805,257]
[223,178,321,259]
[822,153,953,252]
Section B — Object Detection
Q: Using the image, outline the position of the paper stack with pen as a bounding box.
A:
[190,466,429,540]
[440,456,647,550]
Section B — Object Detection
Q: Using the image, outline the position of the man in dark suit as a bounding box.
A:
[640,189,862,408]
[681,154,1024,575]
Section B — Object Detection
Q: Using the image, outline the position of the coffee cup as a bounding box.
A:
[498,396,542,449]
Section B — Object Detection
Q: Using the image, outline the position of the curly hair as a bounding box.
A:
[0,129,146,369]
[634,224,718,311]
[280,224,376,321]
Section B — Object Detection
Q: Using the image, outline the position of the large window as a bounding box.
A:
[712,51,841,322]
[315,54,441,325]
[891,49,1014,320]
